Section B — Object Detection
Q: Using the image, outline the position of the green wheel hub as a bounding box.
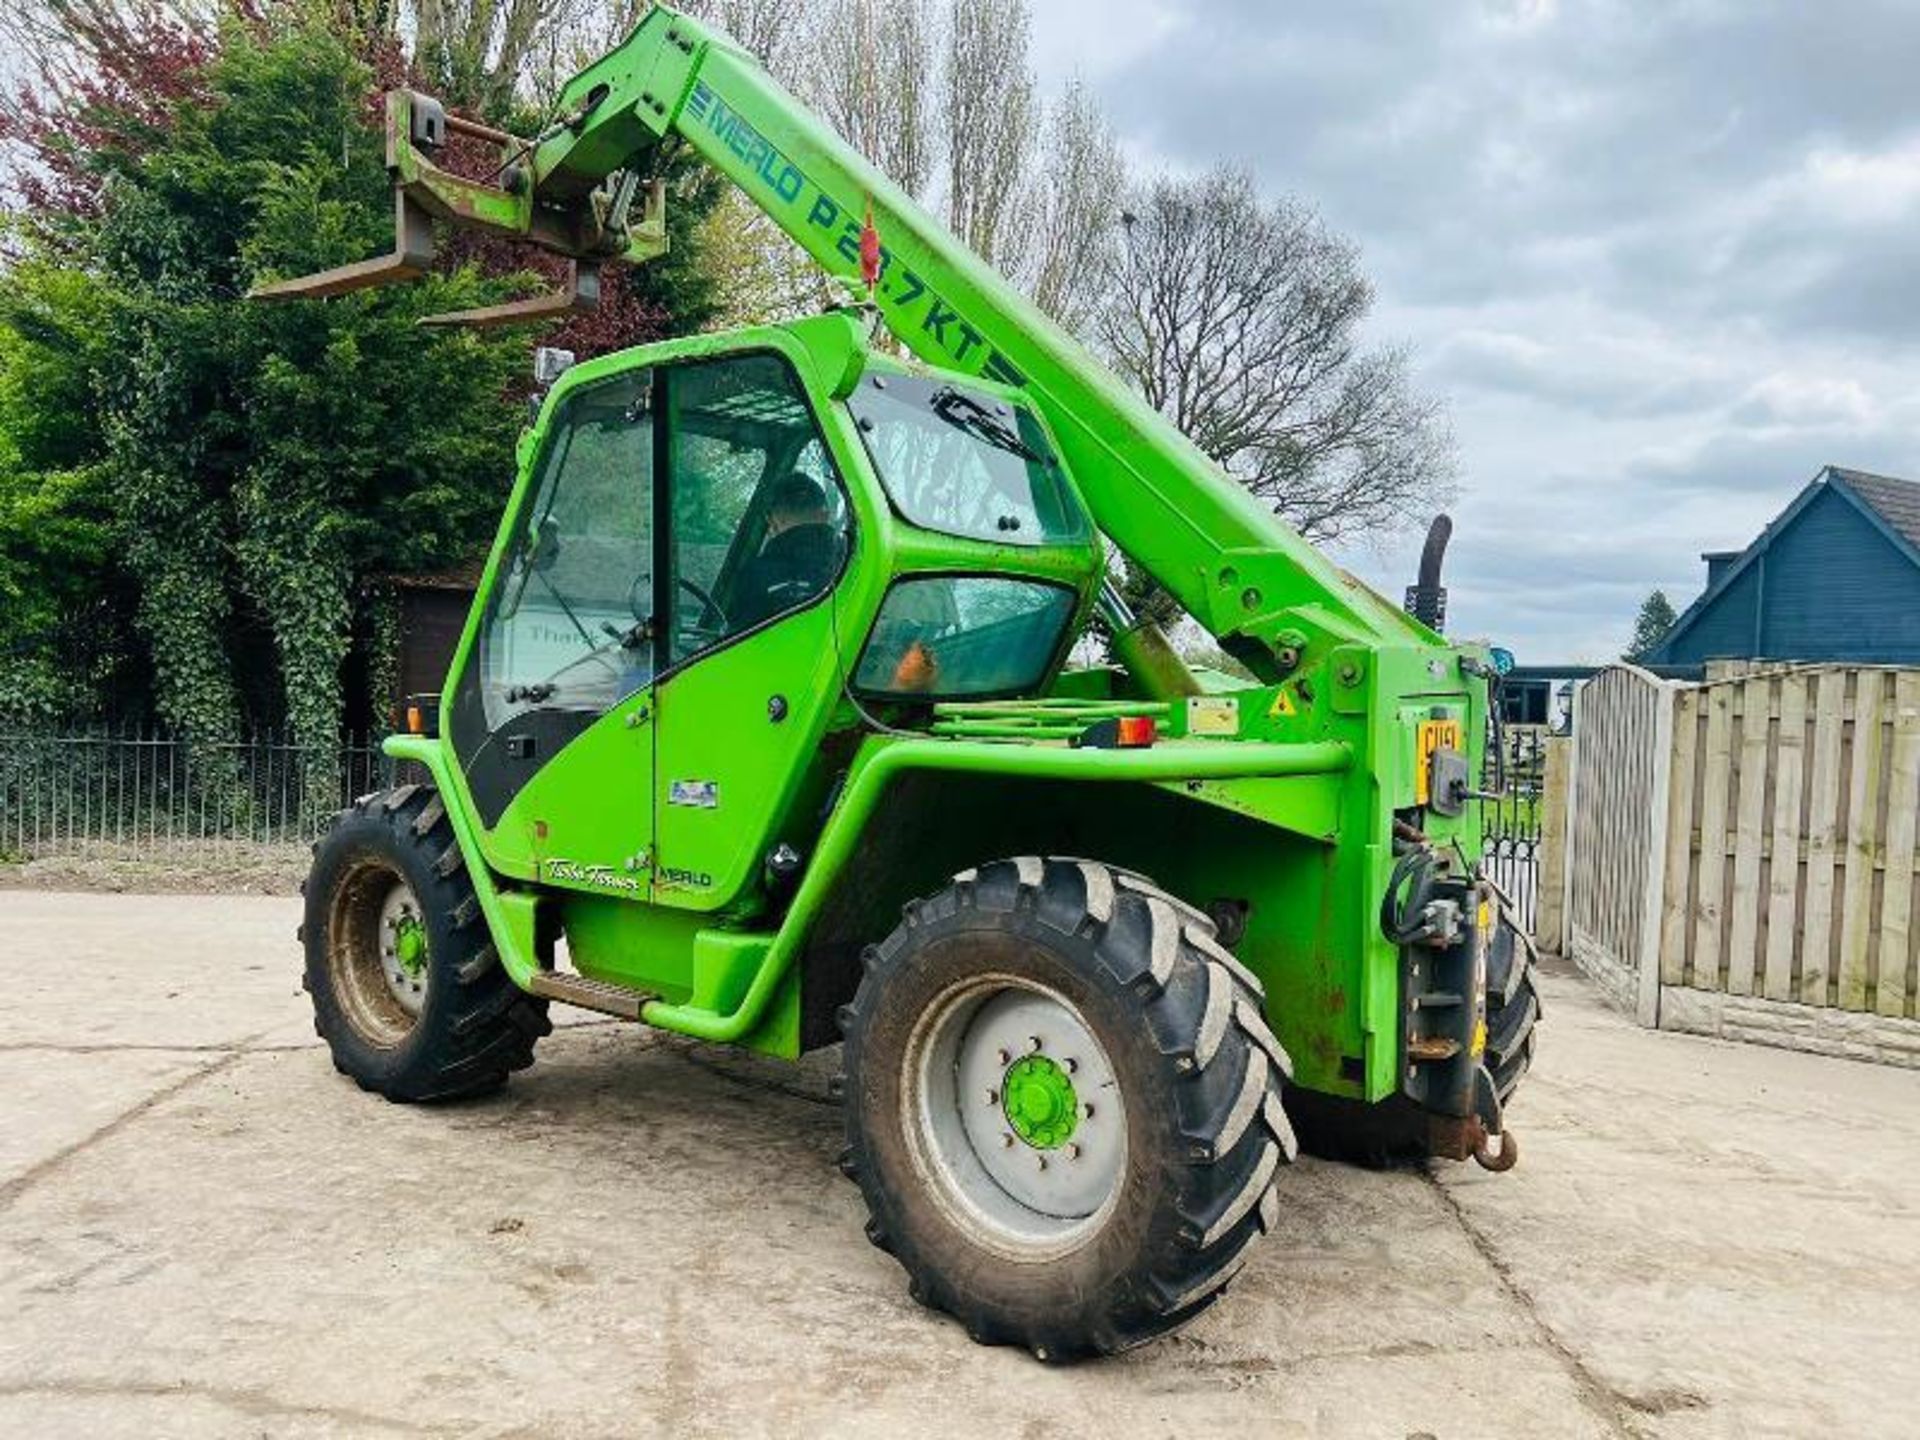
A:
[1001,1054,1079,1150]
[393,916,427,978]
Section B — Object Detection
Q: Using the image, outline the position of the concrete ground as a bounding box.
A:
[2,893,1917,1440]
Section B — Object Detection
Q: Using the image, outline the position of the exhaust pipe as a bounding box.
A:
[1405,514,1453,634]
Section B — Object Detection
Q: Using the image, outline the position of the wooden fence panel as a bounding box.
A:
[1570,663,1920,1043]
[1691,682,1734,991]
[1566,666,1670,1021]
[1880,672,1920,1018]
[1764,674,1808,1002]
[1727,675,1771,997]
[1534,737,1570,953]
[1659,689,1699,986]
[1799,669,1847,1007]
[1838,670,1886,1012]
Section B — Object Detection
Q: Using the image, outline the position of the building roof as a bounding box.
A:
[1646,465,1920,664]
[1831,467,1920,555]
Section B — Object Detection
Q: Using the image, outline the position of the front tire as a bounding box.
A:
[302,785,551,1102]
[838,857,1296,1360]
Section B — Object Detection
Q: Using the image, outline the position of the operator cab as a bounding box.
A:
[445,317,1099,834]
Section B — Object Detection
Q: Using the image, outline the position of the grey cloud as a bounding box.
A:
[1429,330,1729,418]
[1059,0,1920,658]
[1103,1,1920,334]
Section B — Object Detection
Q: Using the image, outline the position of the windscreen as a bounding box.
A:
[853,577,1077,700]
[849,373,1088,548]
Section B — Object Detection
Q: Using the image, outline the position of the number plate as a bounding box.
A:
[1415,718,1463,804]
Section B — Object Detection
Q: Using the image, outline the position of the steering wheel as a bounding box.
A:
[628,572,729,635]
[676,575,729,631]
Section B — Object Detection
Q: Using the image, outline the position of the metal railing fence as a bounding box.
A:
[0,726,400,863]
[4,721,1556,901]
[1481,724,1549,932]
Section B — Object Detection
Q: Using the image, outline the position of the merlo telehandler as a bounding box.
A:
[262,4,1540,1359]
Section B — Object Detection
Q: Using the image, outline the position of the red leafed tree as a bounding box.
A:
[1,0,707,353]
[0,3,220,231]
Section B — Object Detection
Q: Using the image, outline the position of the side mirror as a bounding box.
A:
[533,346,577,387]
[497,515,560,621]
[530,514,562,572]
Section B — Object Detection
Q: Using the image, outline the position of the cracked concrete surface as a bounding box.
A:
[2,890,1918,1439]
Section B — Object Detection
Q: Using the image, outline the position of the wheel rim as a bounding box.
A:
[326,860,427,1048]
[904,976,1128,1261]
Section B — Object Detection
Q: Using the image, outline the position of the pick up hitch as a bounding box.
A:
[1385,842,1523,1172]
[247,89,666,327]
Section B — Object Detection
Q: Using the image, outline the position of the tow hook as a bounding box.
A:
[1469,1061,1517,1172]
[1473,1127,1519,1172]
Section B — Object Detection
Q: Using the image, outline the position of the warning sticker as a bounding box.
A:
[1186,696,1239,736]
[669,780,720,810]
[1414,718,1463,804]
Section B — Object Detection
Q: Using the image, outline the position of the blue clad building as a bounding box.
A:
[1645,466,1920,668]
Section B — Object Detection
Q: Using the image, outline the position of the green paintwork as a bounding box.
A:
[343,1,1504,1114]
[1002,1055,1078,1151]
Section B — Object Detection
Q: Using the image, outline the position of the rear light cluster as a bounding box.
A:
[1074,716,1159,750]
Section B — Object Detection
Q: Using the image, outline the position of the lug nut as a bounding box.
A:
[999,1133,1014,1148]
[1066,1144,1082,1161]
[1063,1057,1079,1074]
[1082,1103,1096,1120]
[985,1089,999,1106]
[1029,1035,1044,1052]
[1035,1155,1048,1171]
[995,1049,1011,1067]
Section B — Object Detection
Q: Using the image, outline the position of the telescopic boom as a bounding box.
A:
[251,5,1444,682]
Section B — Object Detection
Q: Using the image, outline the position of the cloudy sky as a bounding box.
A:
[1030,0,1920,662]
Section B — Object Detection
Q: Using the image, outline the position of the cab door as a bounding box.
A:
[650,352,853,912]
[446,366,659,887]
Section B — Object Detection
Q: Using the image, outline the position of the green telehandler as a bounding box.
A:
[261,4,1540,1360]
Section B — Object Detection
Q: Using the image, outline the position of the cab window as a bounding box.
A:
[666,354,851,667]
[477,369,654,731]
[848,373,1087,548]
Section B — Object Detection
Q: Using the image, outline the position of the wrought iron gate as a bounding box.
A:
[1481,725,1548,931]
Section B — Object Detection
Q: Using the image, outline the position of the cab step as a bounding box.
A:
[528,970,654,1021]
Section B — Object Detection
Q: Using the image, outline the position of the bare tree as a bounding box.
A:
[686,0,811,82]
[1099,167,1455,544]
[808,0,934,198]
[462,0,813,128]
[0,0,225,102]
[409,0,561,111]
[1023,80,1124,331]
[698,186,836,325]
[942,0,1035,269]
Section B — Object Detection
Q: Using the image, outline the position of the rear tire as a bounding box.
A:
[1484,917,1541,1106]
[837,857,1296,1360]
[302,785,551,1102]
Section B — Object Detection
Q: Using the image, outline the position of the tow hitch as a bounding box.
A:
[1385,841,1526,1171]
